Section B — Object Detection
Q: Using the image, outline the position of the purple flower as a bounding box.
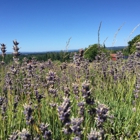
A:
[40,123,52,140]
[23,104,34,125]
[19,128,31,140]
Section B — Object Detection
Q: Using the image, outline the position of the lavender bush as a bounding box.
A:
[0,40,140,139]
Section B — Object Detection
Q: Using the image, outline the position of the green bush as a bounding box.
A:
[84,44,108,61]
[127,34,140,54]
[84,44,99,61]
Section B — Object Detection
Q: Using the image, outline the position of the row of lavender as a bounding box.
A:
[0,41,140,139]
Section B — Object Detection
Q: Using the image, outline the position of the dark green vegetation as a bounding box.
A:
[124,34,140,55]
[0,45,124,64]
[0,51,75,64]
[84,44,109,61]
[83,34,140,61]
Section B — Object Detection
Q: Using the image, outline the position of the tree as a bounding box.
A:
[84,43,109,61]
[84,44,98,61]
[127,34,140,54]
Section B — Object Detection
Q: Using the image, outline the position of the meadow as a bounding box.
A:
[0,41,140,140]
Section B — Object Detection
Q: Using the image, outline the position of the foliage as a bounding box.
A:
[127,34,140,54]
[84,44,99,61]
[122,47,130,56]
[84,44,108,61]
[0,51,77,64]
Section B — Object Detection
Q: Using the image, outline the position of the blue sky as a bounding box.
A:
[0,0,140,52]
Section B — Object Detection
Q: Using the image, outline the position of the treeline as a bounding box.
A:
[0,51,77,64]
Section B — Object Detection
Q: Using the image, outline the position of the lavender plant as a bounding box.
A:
[12,40,20,64]
[1,43,6,64]
[1,39,140,140]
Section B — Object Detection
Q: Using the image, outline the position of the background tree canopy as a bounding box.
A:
[126,34,140,54]
[84,44,99,61]
[84,44,108,61]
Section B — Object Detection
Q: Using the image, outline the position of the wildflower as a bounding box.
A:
[23,104,34,125]
[72,83,79,95]
[40,123,52,140]
[60,62,67,70]
[62,127,72,135]
[39,63,45,70]
[0,43,6,63]
[95,103,109,127]
[46,70,57,87]
[57,96,71,125]
[48,87,58,97]
[78,101,85,116]
[73,136,81,140]
[87,128,102,140]
[57,97,71,137]
[82,81,90,91]
[0,96,5,105]
[26,64,32,70]
[19,128,31,140]
[46,70,56,81]
[34,88,44,102]
[63,85,70,97]
[8,131,19,140]
[12,40,20,64]
[70,117,83,136]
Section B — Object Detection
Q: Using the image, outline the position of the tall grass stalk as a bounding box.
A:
[112,22,125,47]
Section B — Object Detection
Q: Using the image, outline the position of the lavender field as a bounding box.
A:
[1,41,140,140]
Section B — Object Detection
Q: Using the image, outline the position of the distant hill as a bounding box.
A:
[0,49,79,55]
[0,47,126,55]
[106,46,126,50]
